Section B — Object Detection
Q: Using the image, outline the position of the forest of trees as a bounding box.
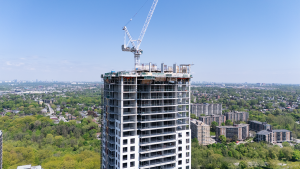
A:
[0,94,42,115]
[191,138,300,169]
[0,115,101,169]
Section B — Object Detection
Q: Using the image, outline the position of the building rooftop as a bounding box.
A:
[225,111,247,114]
[257,130,272,135]
[17,165,42,169]
[249,120,264,124]
[102,63,193,79]
[217,124,249,128]
[273,129,291,132]
[191,119,209,126]
[200,114,224,117]
[192,103,221,105]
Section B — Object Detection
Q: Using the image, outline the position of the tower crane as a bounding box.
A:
[121,0,158,70]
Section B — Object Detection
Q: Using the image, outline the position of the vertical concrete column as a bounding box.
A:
[175,78,178,111]
[188,79,191,129]
[120,77,123,137]
[135,76,138,135]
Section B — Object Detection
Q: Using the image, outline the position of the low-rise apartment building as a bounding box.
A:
[256,130,273,143]
[199,115,226,126]
[256,129,292,143]
[191,103,222,117]
[216,124,249,141]
[224,111,249,122]
[249,120,272,131]
[190,119,210,145]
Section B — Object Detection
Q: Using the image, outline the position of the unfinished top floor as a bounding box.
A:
[101,63,193,80]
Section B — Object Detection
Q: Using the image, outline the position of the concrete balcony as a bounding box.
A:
[139,156,176,168]
[140,131,176,138]
[138,110,176,115]
[178,101,189,105]
[123,104,136,108]
[138,103,177,107]
[108,124,115,129]
[177,113,188,118]
[123,89,136,92]
[140,136,176,145]
[138,124,176,130]
[140,128,176,137]
[123,131,135,137]
[108,132,115,137]
[137,96,177,100]
[177,121,189,125]
[140,150,176,160]
[123,82,135,85]
[123,123,135,131]
[138,117,176,122]
[123,97,136,100]
[123,111,136,115]
[140,142,176,153]
[123,119,136,123]
[177,108,187,111]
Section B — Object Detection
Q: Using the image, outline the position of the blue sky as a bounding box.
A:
[0,0,299,83]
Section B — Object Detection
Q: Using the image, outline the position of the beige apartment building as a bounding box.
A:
[216,124,249,141]
[199,115,226,126]
[224,111,249,123]
[191,119,210,145]
[256,129,292,143]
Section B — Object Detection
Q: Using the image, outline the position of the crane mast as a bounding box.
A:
[122,0,159,70]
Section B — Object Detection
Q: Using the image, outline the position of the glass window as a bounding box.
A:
[123,139,128,145]
[130,146,135,152]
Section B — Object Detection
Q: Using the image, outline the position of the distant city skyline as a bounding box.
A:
[0,79,298,85]
[1,0,300,83]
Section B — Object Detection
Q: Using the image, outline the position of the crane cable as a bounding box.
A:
[124,0,150,27]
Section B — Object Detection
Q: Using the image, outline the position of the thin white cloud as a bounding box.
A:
[5,61,24,66]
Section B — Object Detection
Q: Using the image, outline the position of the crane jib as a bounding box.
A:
[122,0,159,70]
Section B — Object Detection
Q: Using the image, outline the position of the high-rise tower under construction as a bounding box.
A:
[101,63,192,169]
